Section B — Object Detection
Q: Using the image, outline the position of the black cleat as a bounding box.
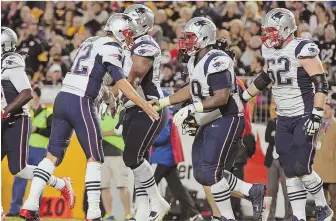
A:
[246,184,266,221]
[316,205,334,221]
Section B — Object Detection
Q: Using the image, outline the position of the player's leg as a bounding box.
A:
[193,116,244,220]
[276,116,307,221]
[74,96,104,220]
[123,107,169,221]
[292,115,334,220]
[100,157,113,219]
[21,93,75,218]
[111,156,133,219]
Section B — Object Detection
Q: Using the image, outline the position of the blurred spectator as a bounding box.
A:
[155,9,174,39]
[249,55,265,76]
[240,35,262,67]
[17,18,45,73]
[249,19,261,36]
[229,19,244,48]
[242,2,260,28]
[230,46,246,76]
[221,2,241,29]
[160,64,177,88]
[66,16,85,39]
[192,2,221,27]
[316,24,336,80]
[314,102,336,216]
[179,7,193,23]
[39,64,63,105]
[310,3,330,38]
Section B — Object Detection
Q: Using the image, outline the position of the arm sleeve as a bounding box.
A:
[8,67,31,92]
[153,120,171,146]
[35,114,53,137]
[265,119,275,144]
[207,70,232,91]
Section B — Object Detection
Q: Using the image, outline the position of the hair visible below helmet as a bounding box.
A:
[103,13,138,48]
[124,4,154,37]
[178,17,217,56]
[1,27,18,54]
[261,8,297,48]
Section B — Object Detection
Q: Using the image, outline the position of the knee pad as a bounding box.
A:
[301,171,323,195]
[286,176,302,187]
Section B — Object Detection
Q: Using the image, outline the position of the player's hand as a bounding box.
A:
[304,107,324,137]
[147,95,170,111]
[142,101,160,121]
[173,104,196,127]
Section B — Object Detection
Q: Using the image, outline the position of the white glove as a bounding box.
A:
[147,95,171,111]
[173,102,203,126]
[304,107,324,137]
[98,103,109,120]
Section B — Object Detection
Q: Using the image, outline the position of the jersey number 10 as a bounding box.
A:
[267,57,293,86]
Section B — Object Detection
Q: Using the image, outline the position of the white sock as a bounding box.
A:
[301,171,327,207]
[225,170,252,196]
[286,177,307,220]
[48,176,66,191]
[211,177,235,220]
[132,160,161,201]
[16,164,66,191]
[23,158,56,210]
[134,175,149,213]
[85,162,102,219]
[15,165,35,179]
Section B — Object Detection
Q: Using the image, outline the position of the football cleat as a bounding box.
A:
[246,184,266,221]
[149,197,170,221]
[316,205,334,221]
[60,177,76,209]
[19,209,42,221]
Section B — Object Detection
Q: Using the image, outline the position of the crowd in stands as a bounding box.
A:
[1,1,336,107]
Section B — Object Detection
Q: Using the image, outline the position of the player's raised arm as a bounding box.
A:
[2,54,33,118]
[297,41,328,136]
[241,63,272,102]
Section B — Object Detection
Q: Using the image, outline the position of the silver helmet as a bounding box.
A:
[179,17,217,56]
[124,4,154,37]
[103,13,138,48]
[1,27,18,53]
[261,8,297,48]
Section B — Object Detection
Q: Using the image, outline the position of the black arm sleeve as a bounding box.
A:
[35,114,53,137]
[311,73,329,95]
[265,119,276,144]
[254,70,272,91]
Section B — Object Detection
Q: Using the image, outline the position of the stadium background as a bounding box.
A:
[1,1,336,220]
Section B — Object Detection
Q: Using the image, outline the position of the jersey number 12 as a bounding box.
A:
[73,44,93,75]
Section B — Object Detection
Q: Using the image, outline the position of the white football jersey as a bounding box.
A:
[187,49,244,125]
[61,36,124,99]
[262,38,320,117]
[123,35,164,108]
[1,52,31,115]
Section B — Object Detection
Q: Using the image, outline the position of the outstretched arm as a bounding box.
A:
[242,63,272,102]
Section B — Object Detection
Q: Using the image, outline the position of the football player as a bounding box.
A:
[20,14,159,221]
[115,4,171,221]
[242,8,334,221]
[151,17,266,221]
[1,27,75,220]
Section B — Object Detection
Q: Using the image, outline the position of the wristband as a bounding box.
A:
[312,107,324,117]
[159,97,171,107]
[242,90,253,102]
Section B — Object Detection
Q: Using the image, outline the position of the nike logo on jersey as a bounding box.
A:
[211,124,219,128]
[149,212,159,221]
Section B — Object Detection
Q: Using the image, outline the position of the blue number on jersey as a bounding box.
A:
[73,44,93,75]
[267,57,292,86]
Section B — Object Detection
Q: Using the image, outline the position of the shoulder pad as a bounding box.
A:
[1,52,25,69]
[132,36,160,57]
[205,52,232,74]
[295,39,320,59]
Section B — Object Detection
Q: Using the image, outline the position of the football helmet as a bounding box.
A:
[178,17,217,56]
[1,27,17,53]
[103,13,138,48]
[124,4,154,37]
[261,8,297,48]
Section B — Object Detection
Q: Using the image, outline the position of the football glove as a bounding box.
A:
[304,107,324,137]
[173,102,203,127]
